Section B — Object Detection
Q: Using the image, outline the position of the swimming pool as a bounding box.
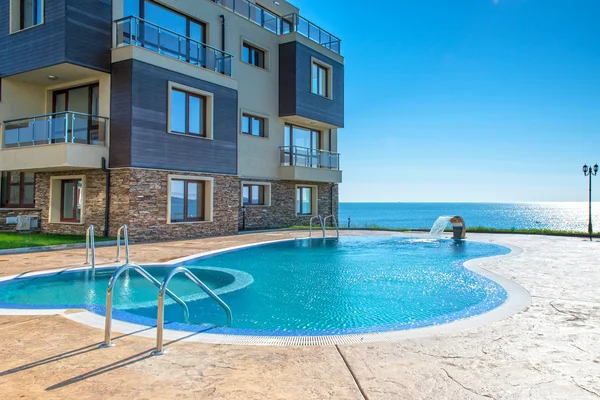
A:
[0,237,511,337]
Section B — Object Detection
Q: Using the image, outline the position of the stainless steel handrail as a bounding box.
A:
[114,16,234,57]
[280,13,342,54]
[323,215,340,238]
[3,111,109,124]
[100,263,190,348]
[84,225,95,274]
[309,215,324,238]
[115,225,129,263]
[280,146,341,170]
[152,267,232,355]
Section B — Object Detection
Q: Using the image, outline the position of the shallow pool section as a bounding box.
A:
[0,237,511,336]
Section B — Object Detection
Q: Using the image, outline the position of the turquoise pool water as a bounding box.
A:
[0,237,511,336]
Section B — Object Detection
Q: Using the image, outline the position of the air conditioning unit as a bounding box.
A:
[16,215,39,231]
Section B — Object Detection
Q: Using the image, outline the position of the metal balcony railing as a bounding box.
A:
[115,16,234,76]
[3,112,108,148]
[280,14,341,54]
[214,0,281,35]
[280,146,341,170]
[210,1,342,55]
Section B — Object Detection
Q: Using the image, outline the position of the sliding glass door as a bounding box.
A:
[52,84,100,144]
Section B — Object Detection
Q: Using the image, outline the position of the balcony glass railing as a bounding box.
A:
[210,0,342,54]
[280,146,341,170]
[115,16,234,76]
[3,112,108,148]
[281,14,341,54]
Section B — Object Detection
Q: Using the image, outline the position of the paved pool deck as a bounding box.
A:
[0,231,599,399]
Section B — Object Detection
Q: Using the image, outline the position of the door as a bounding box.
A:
[52,84,100,144]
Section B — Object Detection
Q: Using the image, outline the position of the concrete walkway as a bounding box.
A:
[0,231,599,399]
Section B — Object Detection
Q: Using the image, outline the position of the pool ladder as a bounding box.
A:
[309,215,339,239]
[309,215,325,238]
[323,215,340,238]
[84,225,96,274]
[100,264,232,355]
[85,224,131,275]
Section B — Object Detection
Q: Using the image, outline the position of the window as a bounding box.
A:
[140,0,207,63]
[52,83,101,144]
[242,114,265,137]
[1,172,35,208]
[19,0,43,30]
[243,185,266,206]
[242,42,265,68]
[296,187,314,215]
[311,62,329,97]
[170,179,206,222]
[60,179,82,222]
[284,124,321,168]
[170,89,206,137]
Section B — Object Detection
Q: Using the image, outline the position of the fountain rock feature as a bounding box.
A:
[428,216,467,240]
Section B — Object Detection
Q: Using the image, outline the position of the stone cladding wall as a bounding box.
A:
[239,180,339,230]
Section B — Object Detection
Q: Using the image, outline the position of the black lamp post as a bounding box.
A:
[242,205,246,231]
[582,163,598,241]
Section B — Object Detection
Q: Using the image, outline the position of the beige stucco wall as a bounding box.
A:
[112,0,341,181]
[0,79,46,131]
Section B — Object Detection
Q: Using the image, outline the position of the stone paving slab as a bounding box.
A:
[0,231,599,399]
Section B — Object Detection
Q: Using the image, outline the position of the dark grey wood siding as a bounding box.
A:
[279,41,345,128]
[0,0,66,77]
[0,0,111,78]
[109,60,133,168]
[65,0,112,72]
[279,42,297,118]
[110,60,238,175]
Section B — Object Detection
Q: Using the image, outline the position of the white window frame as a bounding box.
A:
[167,175,214,224]
[310,57,333,100]
[294,184,318,216]
[241,181,272,207]
[167,82,214,140]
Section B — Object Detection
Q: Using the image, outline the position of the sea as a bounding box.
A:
[338,202,600,232]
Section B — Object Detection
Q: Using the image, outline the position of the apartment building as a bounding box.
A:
[0,0,344,240]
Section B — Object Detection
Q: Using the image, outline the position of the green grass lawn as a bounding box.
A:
[0,232,113,250]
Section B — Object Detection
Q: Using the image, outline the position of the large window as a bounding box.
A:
[285,124,320,150]
[170,179,206,223]
[242,42,265,69]
[242,114,265,137]
[20,0,43,30]
[296,187,314,216]
[170,89,206,137]
[126,0,207,64]
[60,179,82,222]
[243,184,265,206]
[311,62,329,97]
[1,172,35,208]
[284,124,321,168]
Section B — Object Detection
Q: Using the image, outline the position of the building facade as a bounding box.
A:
[0,0,344,240]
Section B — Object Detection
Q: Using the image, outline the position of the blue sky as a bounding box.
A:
[295,0,600,202]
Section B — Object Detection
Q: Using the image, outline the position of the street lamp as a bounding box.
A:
[582,163,598,241]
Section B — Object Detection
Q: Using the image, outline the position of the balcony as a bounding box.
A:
[279,146,342,183]
[1,112,109,171]
[209,0,342,55]
[115,16,233,76]
[281,14,341,54]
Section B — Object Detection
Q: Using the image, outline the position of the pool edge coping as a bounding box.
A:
[0,235,532,347]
